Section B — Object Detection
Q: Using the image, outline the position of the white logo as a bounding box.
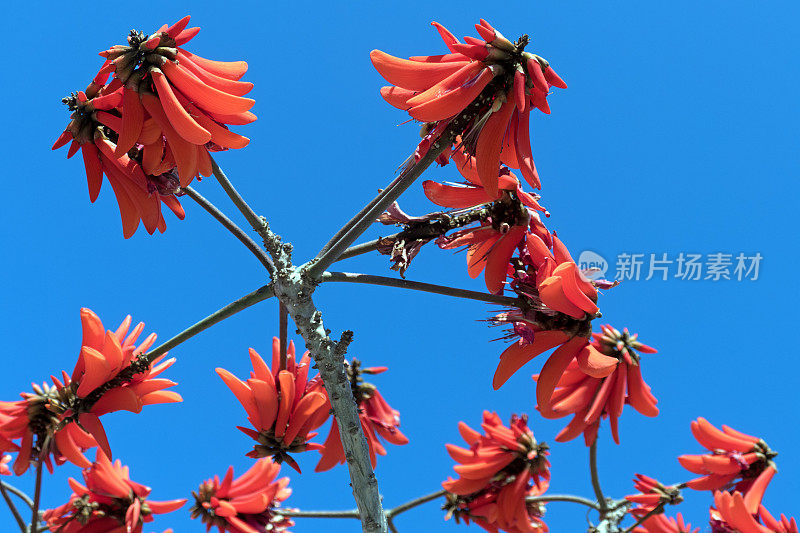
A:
[578,251,608,280]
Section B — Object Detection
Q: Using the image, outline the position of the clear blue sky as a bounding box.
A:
[1,1,797,531]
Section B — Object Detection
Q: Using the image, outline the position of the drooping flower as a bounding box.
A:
[632,513,699,533]
[190,458,293,533]
[442,412,549,533]
[42,450,186,533]
[373,19,567,194]
[678,418,776,492]
[53,15,255,237]
[443,487,547,533]
[533,325,659,445]
[216,338,329,472]
[52,90,186,238]
[315,360,409,471]
[0,308,181,475]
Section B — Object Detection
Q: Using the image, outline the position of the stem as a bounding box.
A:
[182,186,274,272]
[386,490,446,519]
[144,284,274,364]
[30,456,43,533]
[322,272,519,306]
[210,158,275,275]
[280,509,360,519]
[622,502,665,533]
[336,236,397,262]
[589,441,608,513]
[279,302,288,370]
[526,494,600,510]
[0,483,26,532]
[0,483,34,510]
[308,134,454,279]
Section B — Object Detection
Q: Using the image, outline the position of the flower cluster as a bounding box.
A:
[315,359,408,471]
[216,338,329,472]
[53,15,254,237]
[534,325,658,445]
[373,19,566,195]
[0,308,180,475]
[190,458,293,533]
[42,450,186,533]
[443,412,550,533]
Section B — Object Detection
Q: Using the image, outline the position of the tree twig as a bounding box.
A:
[0,482,34,510]
[181,186,274,272]
[336,235,397,262]
[143,284,274,364]
[321,272,519,306]
[30,454,43,533]
[526,494,600,510]
[210,157,275,275]
[386,490,446,519]
[0,482,27,532]
[589,441,609,513]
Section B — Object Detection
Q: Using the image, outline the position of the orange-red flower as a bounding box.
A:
[711,466,793,533]
[316,360,408,471]
[0,454,11,476]
[42,450,186,533]
[678,418,776,492]
[190,458,293,533]
[216,338,329,472]
[626,474,682,513]
[0,308,180,475]
[444,487,547,533]
[373,19,567,194]
[54,15,255,237]
[632,513,698,533]
[533,325,659,445]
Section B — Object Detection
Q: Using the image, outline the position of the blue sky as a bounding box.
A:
[1,1,798,531]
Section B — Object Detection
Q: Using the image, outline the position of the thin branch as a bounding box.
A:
[30,455,43,533]
[307,134,454,279]
[336,235,397,262]
[181,186,274,272]
[526,494,600,510]
[0,482,27,532]
[386,490,446,518]
[321,272,519,306]
[279,302,288,370]
[144,284,274,364]
[589,441,608,513]
[387,518,399,533]
[0,483,33,510]
[280,509,360,519]
[210,157,275,275]
[622,502,665,533]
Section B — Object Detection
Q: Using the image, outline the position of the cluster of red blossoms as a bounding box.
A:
[442,412,550,533]
[52,15,254,237]
[217,338,408,473]
[43,450,185,533]
[0,308,180,476]
[622,418,794,533]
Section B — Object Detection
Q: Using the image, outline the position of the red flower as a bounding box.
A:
[315,360,408,471]
[190,458,293,533]
[216,338,329,472]
[0,308,180,475]
[678,418,776,492]
[633,513,698,533]
[0,455,11,476]
[712,466,793,533]
[372,19,567,194]
[626,474,682,513]
[533,325,659,445]
[442,412,549,533]
[53,15,255,237]
[42,450,186,533]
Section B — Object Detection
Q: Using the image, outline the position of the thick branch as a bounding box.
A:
[181,186,274,271]
[322,272,519,306]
